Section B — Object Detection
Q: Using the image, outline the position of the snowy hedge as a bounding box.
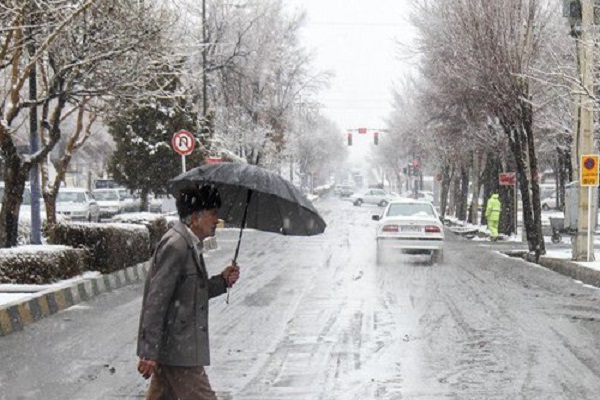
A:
[0,245,85,284]
[110,213,168,248]
[49,222,150,274]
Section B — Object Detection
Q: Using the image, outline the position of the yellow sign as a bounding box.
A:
[581,155,599,186]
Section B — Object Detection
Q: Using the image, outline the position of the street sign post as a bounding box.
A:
[499,172,518,235]
[580,155,599,261]
[499,172,516,186]
[172,130,195,172]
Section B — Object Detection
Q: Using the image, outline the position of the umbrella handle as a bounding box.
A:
[225,260,238,305]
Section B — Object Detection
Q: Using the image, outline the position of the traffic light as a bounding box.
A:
[347,132,352,146]
[373,131,379,145]
[412,159,420,175]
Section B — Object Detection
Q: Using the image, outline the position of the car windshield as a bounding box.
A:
[57,192,86,203]
[386,203,435,218]
[94,191,119,201]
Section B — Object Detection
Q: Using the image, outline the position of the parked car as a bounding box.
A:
[56,188,100,222]
[372,199,444,264]
[118,188,140,213]
[540,191,557,211]
[351,188,396,207]
[92,188,122,219]
[338,184,355,197]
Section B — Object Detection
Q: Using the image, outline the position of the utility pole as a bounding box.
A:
[27,15,41,245]
[568,0,596,261]
[202,0,208,118]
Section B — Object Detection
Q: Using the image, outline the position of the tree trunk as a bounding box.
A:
[449,169,461,218]
[140,187,150,211]
[468,152,483,224]
[0,151,30,247]
[504,118,541,256]
[499,183,513,236]
[457,165,470,221]
[524,101,545,256]
[440,164,452,218]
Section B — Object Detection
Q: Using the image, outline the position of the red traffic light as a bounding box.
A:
[347,133,353,146]
[374,131,379,145]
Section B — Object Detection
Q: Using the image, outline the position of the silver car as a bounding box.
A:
[92,189,122,219]
[351,189,396,207]
[56,188,100,222]
[372,200,444,264]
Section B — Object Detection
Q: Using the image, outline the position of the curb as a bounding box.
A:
[0,262,150,337]
[502,250,600,289]
[537,256,600,288]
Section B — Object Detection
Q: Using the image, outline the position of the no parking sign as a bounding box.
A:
[581,155,599,187]
[172,130,195,156]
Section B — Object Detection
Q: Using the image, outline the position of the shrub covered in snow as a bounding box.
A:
[17,212,68,246]
[0,245,85,284]
[49,222,150,274]
[110,213,168,248]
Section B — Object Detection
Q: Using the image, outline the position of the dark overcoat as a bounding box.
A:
[137,221,227,366]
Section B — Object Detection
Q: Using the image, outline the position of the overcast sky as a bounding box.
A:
[285,0,417,133]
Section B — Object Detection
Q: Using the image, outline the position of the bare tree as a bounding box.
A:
[410,0,556,257]
[0,1,177,245]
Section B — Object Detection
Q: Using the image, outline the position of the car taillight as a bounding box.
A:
[425,225,441,233]
[382,225,399,232]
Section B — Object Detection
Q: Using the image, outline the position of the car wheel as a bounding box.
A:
[542,204,550,211]
[379,200,388,207]
[354,199,363,206]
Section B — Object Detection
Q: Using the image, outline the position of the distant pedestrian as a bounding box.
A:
[485,193,502,241]
[137,184,240,399]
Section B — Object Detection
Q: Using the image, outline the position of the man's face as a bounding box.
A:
[190,208,220,240]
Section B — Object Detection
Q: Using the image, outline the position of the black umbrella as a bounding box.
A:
[168,162,327,265]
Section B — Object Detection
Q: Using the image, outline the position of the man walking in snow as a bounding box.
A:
[137,184,240,399]
[485,193,502,241]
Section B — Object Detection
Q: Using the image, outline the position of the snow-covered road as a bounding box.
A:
[2,195,600,399]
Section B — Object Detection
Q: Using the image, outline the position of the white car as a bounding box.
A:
[351,189,396,207]
[56,188,100,222]
[540,191,557,211]
[92,188,122,219]
[372,199,444,264]
[118,188,140,212]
